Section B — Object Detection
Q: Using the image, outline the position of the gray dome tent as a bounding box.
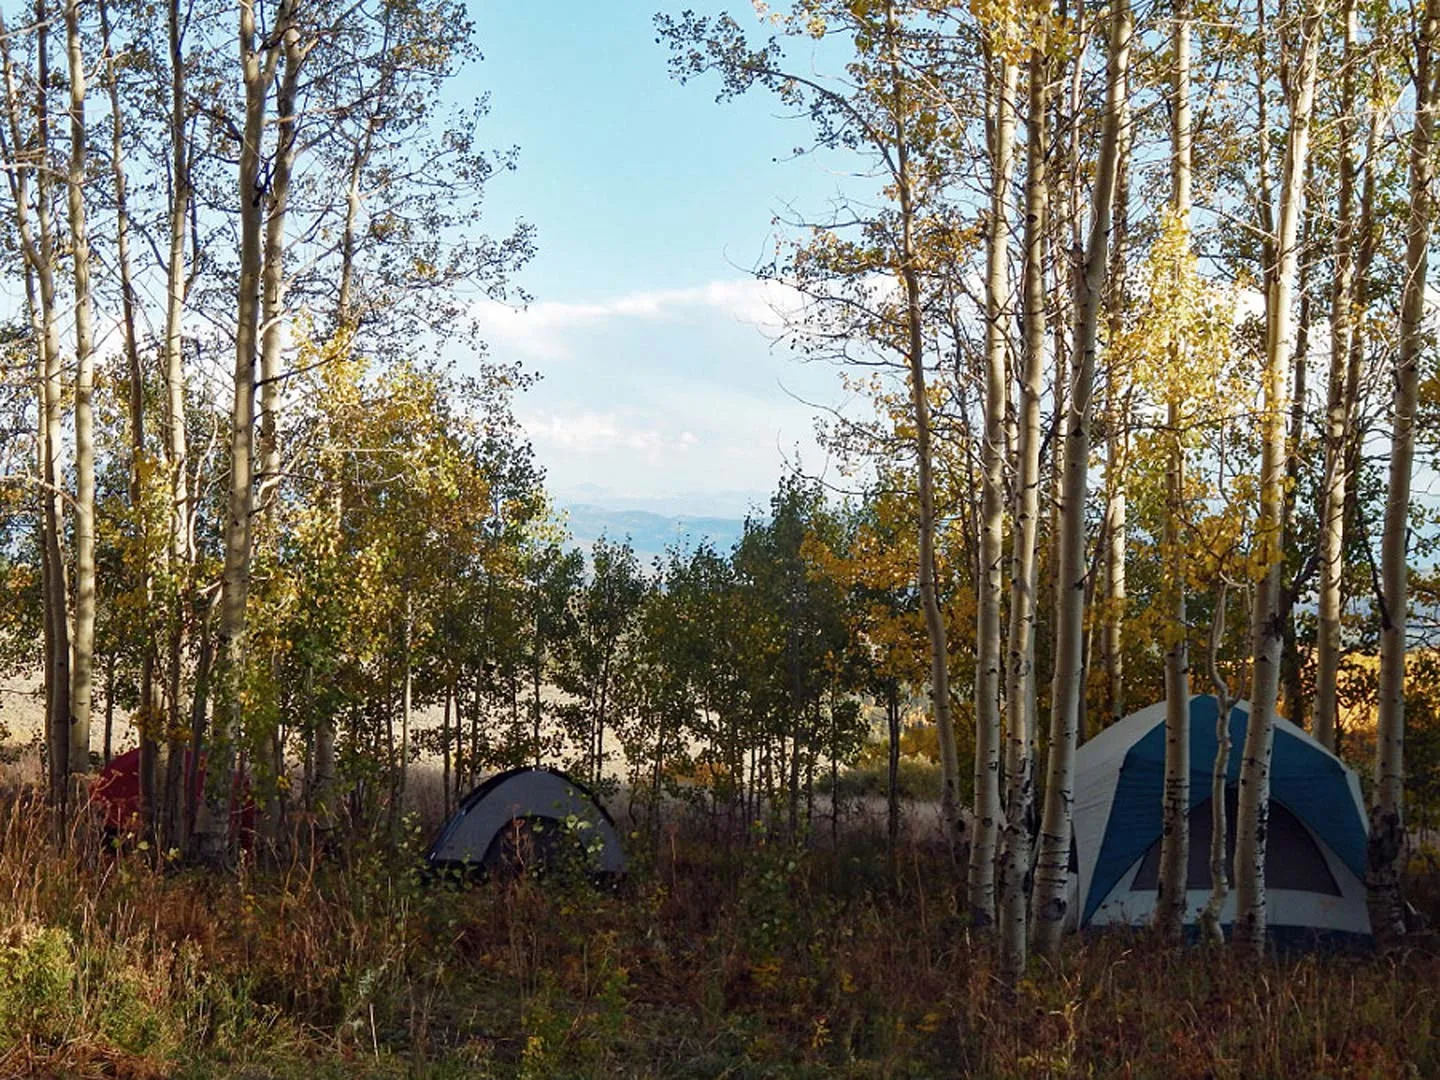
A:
[427,766,627,876]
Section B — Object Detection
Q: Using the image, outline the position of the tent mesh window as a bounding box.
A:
[1131,788,1341,896]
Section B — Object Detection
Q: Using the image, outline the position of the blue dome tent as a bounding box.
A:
[1070,695,1371,945]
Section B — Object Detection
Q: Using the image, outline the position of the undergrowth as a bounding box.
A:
[1,791,1438,1078]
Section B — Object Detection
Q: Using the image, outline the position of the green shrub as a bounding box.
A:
[0,922,77,1046]
[830,756,943,801]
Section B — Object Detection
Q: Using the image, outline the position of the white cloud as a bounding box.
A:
[521,408,698,460]
[473,278,802,359]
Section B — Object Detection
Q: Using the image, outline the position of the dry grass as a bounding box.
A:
[0,784,1438,1078]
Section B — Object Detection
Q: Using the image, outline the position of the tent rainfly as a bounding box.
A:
[427,766,626,876]
[1069,695,1371,946]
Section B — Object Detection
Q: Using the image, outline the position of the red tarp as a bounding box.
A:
[91,747,255,840]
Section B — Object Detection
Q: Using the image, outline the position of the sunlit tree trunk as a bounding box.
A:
[162,0,194,850]
[1032,0,1129,956]
[1199,580,1234,945]
[1281,155,1316,730]
[1100,57,1131,733]
[1312,0,1359,753]
[402,598,413,804]
[883,0,961,845]
[999,47,1047,982]
[1,6,73,810]
[1154,0,1193,943]
[64,0,96,783]
[1234,0,1324,954]
[1370,0,1439,942]
[442,681,453,817]
[98,0,160,836]
[201,0,288,859]
[971,46,1018,931]
[256,22,304,842]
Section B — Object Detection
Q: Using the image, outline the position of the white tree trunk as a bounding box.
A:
[884,0,962,845]
[1032,0,1129,956]
[200,0,288,859]
[1154,0,1193,943]
[161,0,193,848]
[1199,580,1234,945]
[256,24,304,842]
[1100,71,1131,732]
[970,48,1018,931]
[1312,0,1359,753]
[1370,0,1440,941]
[999,48,1048,983]
[64,0,96,780]
[1234,0,1324,954]
[1,11,72,808]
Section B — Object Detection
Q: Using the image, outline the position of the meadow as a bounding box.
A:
[2,787,1438,1080]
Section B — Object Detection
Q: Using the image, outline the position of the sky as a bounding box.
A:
[455,2,869,518]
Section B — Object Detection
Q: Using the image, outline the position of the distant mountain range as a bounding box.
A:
[560,503,748,568]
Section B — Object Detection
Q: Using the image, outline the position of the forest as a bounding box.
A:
[3,0,1440,1075]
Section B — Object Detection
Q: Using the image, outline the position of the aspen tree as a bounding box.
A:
[97,0,160,836]
[1000,41,1048,982]
[256,16,305,839]
[201,0,293,859]
[882,0,964,845]
[1198,579,1236,945]
[1312,0,1360,752]
[1234,0,1325,954]
[1100,45,1131,733]
[1154,0,1194,943]
[1,6,71,809]
[1369,0,1440,941]
[1032,0,1129,955]
[162,0,195,848]
[971,41,1018,931]
[64,0,96,783]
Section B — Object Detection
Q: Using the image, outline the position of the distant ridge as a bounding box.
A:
[561,503,747,567]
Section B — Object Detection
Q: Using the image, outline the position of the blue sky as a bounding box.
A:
[459,2,866,517]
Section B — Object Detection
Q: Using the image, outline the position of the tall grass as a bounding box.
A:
[0,788,1438,1077]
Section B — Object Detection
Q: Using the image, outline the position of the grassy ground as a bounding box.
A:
[1,793,1438,1079]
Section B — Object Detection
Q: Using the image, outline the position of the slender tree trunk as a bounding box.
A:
[884,1,961,847]
[1032,0,1129,957]
[103,656,115,765]
[256,27,303,844]
[38,2,71,808]
[183,607,214,850]
[886,683,900,878]
[531,621,542,768]
[971,47,1017,931]
[401,604,412,804]
[999,47,1048,984]
[1281,157,1316,729]
[1049,0,1086,630]
[63,0,96,785]
[1155,0,1194,943]
[201,0,287,859]
[1234,0,1324,954]
[442,680,453,817]
[3,4,73,811]
[1199,581,1234,945]
[1313,0,1360,752]
[256,27,302,516]
[98,0,162,834]
[1100,58,1131,732]
[1370,0,1439,942]
[163,0,193,848]
[313,694,336,823]
[311,490,342,826]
